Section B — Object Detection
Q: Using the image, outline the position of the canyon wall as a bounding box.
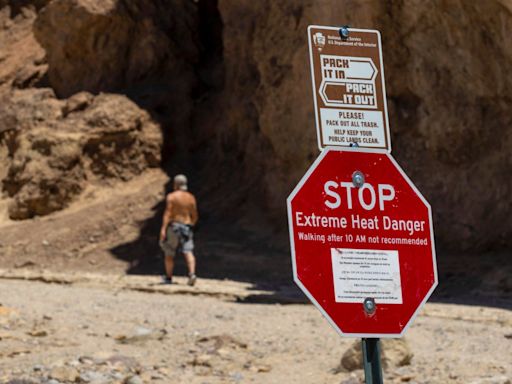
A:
[213,0,512,249]
[0,0,511,250]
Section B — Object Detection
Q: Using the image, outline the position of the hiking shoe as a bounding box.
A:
[187,274,197,286]
[161,276,174,285]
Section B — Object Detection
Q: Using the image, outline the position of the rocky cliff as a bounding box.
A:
[0,0,511,252]
[213,0,512,250]
[0,2,163,219]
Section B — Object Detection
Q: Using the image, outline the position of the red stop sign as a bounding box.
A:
[287,147,437,337]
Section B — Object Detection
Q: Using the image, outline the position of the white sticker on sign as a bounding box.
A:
[331,248,402,304]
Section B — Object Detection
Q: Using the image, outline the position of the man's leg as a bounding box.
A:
[164,255,175,282]
[183,252,196,286]
[160,226,178,283]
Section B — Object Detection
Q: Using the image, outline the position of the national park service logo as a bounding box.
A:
[313,32,326,51]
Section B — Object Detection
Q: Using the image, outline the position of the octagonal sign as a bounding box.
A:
[287,147,437,337]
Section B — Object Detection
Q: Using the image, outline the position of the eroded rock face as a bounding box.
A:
[0,89,162,219]
[31,0,202,158]
[0,3,47,93]
[0,0,511,252]
[0,0,193,220]
[215,0,512,250]
[33,0,199,98]
[379,1,512,249]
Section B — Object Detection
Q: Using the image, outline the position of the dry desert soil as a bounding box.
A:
[0,170,510,384]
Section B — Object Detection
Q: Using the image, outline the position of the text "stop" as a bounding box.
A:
[324,181,395,211]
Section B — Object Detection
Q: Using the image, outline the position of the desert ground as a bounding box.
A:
[0,162,510,384]
[0,271,510,384]
[1,169,511,384]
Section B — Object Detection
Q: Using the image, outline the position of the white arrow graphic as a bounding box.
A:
[318,56,378,109]
[319,55,377,82]
[345,59,376,80]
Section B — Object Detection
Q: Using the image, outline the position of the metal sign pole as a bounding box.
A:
[362,338,384,384]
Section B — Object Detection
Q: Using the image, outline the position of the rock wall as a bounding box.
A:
[0,89,161,219]
[214,0,512,250]
[0,0,511,251]
[32,0,199,98]
[0,2,163,219]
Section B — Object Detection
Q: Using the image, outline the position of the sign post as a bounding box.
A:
[363,338,384,384]
[294,25,437,383]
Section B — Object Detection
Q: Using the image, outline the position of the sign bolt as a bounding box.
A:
[339,25,350,39]
[352,171,365,188]
[363,297,376,315]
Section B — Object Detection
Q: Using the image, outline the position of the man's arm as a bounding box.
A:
[160,195,173,241]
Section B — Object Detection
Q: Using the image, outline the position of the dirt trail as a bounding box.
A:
[0,168,290,284]
[0,271,510,384]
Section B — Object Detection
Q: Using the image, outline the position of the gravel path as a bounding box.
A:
[0,275,510,384]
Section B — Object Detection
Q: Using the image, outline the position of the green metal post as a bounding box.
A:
[362,338,384,384]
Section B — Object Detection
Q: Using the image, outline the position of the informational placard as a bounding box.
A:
[331,248,402,304]
[308,26,391,151]
[287,147,437,337]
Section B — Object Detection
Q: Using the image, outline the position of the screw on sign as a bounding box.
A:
[287,147,438,337]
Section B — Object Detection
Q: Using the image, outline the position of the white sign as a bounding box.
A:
[331,248,403,304]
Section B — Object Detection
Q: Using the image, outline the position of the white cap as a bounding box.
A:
[174,174,188,191]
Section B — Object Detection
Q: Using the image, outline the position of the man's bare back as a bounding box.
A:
[165,190,198,226]
[159,174,199,285]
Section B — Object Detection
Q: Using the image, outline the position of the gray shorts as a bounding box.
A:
[159,222,194,257]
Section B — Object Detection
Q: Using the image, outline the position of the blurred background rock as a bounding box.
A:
[0,1,510,290]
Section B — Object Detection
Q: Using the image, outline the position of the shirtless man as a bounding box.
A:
[159,174,198,286]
